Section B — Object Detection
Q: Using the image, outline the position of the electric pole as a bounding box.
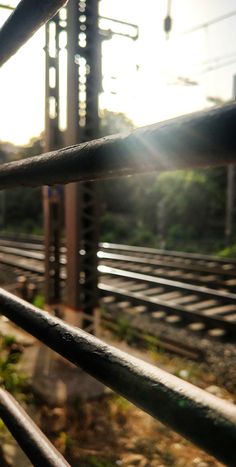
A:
[225,75,236,245]
[44,10,65,312]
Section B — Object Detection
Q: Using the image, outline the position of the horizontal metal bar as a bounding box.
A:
[0,388,69,466]
[0,0,67,67]
[100,16,138,30]
[0,289,235,464]
[0,103,235,188]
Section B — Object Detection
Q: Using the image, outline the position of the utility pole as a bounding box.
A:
[225,75,236,245]
[44,10,65,312]
[65,0,100,329]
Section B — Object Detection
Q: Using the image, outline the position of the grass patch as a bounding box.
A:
[217,243,236,258]
[0,334,27,396]
[80,456,115,467]
[32,293,45,309]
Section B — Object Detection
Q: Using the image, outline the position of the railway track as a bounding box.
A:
[0,236,236,342]
[1,236,236,287]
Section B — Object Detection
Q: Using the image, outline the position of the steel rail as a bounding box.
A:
[0,246,44,260]
[1,237,236,273]
[100,242,236,265]
[0,233,43,244]
[102,316,203,361]
[0,238,45,251]
[1,247,236,316]
[99,251,236,278]
[10,235,236,266]
[1,234,236,267]
[1,250,236,337]
[1,240,236,282]
[0,104,236,188]
[0,253,44,274]
[1,246,236,315]
[0,248,233,301]
[2,245,235,283]
[99,283,236,337]
[1,245,236,296]
[0,388,69,466]
[0,288,235,464]
[0,0,68,67]
[99,265,236,301]
[0,246,236,335]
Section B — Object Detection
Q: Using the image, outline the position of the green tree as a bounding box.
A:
[99,110,227,251]
[1,137,44,234]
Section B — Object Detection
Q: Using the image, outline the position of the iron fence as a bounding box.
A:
[0,1,236,465]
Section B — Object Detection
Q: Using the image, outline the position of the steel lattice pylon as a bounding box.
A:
[65,0,101,323]
[44,12,65,309]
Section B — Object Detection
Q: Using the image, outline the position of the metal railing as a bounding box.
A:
[0,1,236,466]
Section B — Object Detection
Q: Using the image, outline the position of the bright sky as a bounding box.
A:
[0,0,236,144]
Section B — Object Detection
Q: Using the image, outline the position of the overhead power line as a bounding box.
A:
[165,53,236,87]
[201,57,236,74]
[0,4,14,10]
[182,9,236,35]
[176,50,236,75]
[201,50,236,66]
[168,57,236,88]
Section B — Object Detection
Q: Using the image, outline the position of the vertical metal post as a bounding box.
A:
[44,14,64,309]
[225,165,234,245]
[225,75,236,245]
[65,0,100,328]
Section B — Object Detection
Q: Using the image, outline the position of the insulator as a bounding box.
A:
[164,15,172,33]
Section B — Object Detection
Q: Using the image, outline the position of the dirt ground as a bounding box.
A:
[0,269,234,467]
[38,333,233,467]
[0,321,231,467]
[41,393,224,467]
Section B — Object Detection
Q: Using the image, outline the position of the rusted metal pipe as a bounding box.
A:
[0,288,235,464]
[0,0,68,67]
[0,103,236,188]
[0,388,69,466]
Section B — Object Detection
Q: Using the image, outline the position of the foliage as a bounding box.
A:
[98,110,228,252]
[149,167,227,251]
[100,166,227,251]
[0,113,230,253]
[2,335,16,347]
[4,186,42,234]
[110,394,131,413]
[112,316,136,343]
[0,137,44,234]
[100,109,134,136]
[81,456,114,467]
[0,335,26,395]
[56,431,74,452]
[33,293,45,309]
[217,243,236,258]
